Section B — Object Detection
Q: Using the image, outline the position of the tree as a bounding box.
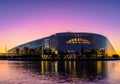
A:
[112,54,119,59]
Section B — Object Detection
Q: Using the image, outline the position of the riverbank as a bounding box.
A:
[0,55,120,61]
[0,58,120,61]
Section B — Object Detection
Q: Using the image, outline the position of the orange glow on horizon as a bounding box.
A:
[116,51,120,56]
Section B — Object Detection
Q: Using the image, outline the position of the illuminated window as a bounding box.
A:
[66,38,90,44]
[74,38,77,41]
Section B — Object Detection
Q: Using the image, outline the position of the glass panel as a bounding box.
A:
[66,38,90,44]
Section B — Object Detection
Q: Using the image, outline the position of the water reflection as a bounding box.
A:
[16,61,107,83]
[1,60,120,84]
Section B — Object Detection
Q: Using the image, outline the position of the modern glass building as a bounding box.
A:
[8,32,115,59]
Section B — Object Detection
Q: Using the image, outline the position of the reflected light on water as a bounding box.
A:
[39,61,107,83]
[107,61,120,83]
[97,61,102,74]
[0,61,9,80]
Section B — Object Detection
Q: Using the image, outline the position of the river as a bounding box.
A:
[0,60,120,84]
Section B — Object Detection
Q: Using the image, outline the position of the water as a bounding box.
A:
[0,60,120,84]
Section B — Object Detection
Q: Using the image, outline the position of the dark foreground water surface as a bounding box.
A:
[0,60,120,84]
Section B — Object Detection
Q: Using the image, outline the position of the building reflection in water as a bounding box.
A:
[1,61,120,84]
[20,60,107,82]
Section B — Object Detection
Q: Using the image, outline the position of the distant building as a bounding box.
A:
[8,32,115,58]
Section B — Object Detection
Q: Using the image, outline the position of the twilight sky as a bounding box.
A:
[0,0,120,55]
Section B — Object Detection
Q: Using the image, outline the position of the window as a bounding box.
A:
[66,38,90,44]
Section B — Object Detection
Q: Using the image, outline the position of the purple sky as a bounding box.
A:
[0,0,120,54]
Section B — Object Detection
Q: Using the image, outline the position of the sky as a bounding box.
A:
[0,0,120,55]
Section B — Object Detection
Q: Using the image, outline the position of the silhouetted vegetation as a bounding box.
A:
[112,54,119,59]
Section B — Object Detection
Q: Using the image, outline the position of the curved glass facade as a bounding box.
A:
[8,32,115,58]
